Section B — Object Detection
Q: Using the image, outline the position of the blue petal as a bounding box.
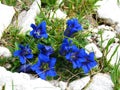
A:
[71,45,79,52]
[76,60,82,68]
[82,65,90,74]
[19,44,24,49]
[36,69,46,80]
[88,52,95,61]
[38,44,53,56]
[30,30,34,36]
[79,48,87,57]
[49,58,56,68]
[41,34,48,38]
[19,56,26,64]
[72,61,77,69]
[26,54,33,59]
[46,69,57,77]
[41,21,47,32]
[31,60,41,71]
[89,61,97,68]
[14,50,21,56]
[65,53,71,60]
[79,58,86,63]
[31,24,36,30]
[37,44,44,50]
[38,53,49,62]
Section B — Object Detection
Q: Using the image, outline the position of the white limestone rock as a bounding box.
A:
[85,43,103,58]
[49,80,59,87]
[0,3,15,39]
[106,43,120,66]
[96,30,116,48]
[49,9,67,19]
[115,23,120,33]
[97,31,116,42]
[86,73,114,90]
[96,0,120,25]
[0,66,60,90]
[18,0,41,34]
[68,76,90,90]
[97,25,114,31]
[49,80,67,90]
[59,81,67,90]
[0,46,12,57]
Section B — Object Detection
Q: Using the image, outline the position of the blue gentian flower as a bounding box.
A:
[31,58,57,80]
[65,47,97,73]
[14,45,33,64]
[65,45,82,68]
[59,38,72,56]
[79,51,97,74]
[64,18,82,37]
[38,44,54,56]
[30,21,48,39]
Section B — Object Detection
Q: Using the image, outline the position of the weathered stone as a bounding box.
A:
[0,3,15,39]
[0,66,60,90]
[96,0,120,25]
[0,46,12,57]
[85,43,102,58]
[18,0,41,34]
[59,81,67,90]
[115,23,120,33]
[49,9,67,19]
[68,76,90,90]
[86,73,114,90]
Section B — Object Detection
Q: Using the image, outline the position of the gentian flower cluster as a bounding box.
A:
[14,18,97,80]
[60,18,97,73]
[59,39,97,73]
[31,44,57,79]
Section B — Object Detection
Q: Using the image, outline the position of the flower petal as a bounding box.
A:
[46,69,57,77]
[72,61,77,69]
[36,69,46,80]
[14,50,21,56]
[49,58,56,68]
[19,56,26,64]
[31,24,36,30]
[38,53,49,62]
[31,60,41,71]
[82,65,90,74]
[26,54,33,59]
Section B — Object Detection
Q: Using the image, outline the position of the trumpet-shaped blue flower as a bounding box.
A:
[65,45,82,68]
[80,51,97,74]
[30,21,48,39]
[65,47,97,73]
[64,18,82,37]
[59,38,72,56]
[14,45,33,64]
[31,58,57,80]
[38,44,54,56]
